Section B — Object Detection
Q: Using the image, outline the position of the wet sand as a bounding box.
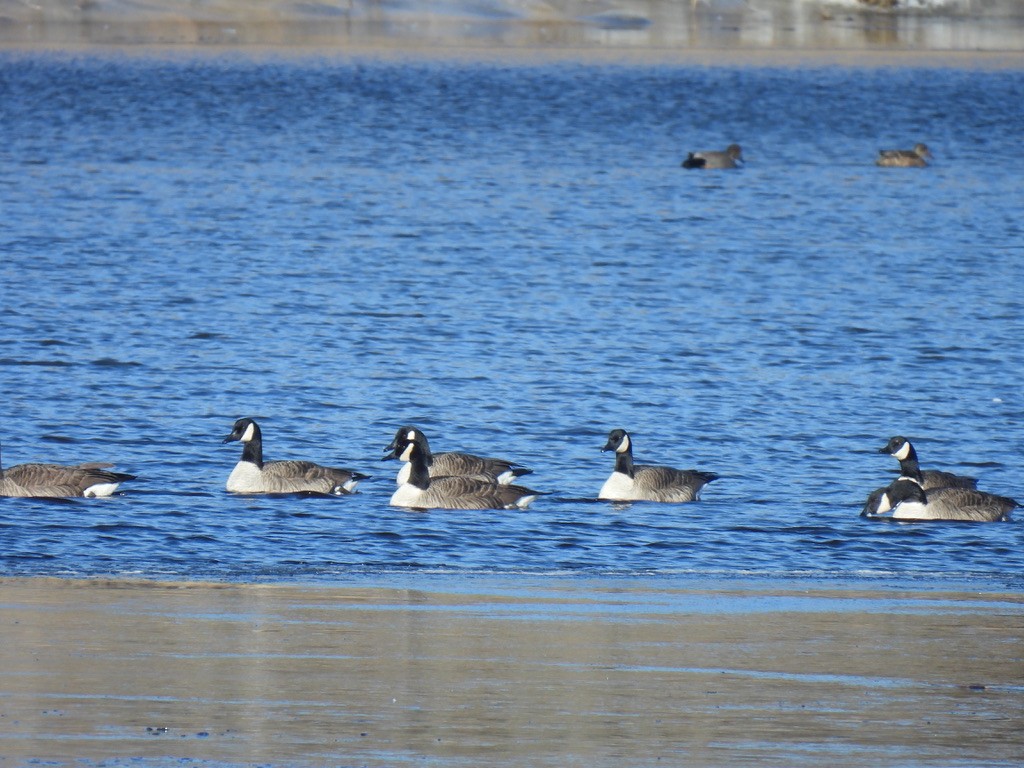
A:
[1,577,1021,766]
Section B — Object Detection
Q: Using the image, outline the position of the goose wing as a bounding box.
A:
[920,469,977,491]
[918,487,1017,522]
[633,465,718,503]
[432,452,532,483]
[417,475,540,510]
[1,462,134,497]
[261,460,367,494]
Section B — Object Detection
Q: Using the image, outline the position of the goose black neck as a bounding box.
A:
[898,458,923,484]
[407,447,431,490]
[614,446,635,478]
[418,438,434,467]
[241,435,264,468]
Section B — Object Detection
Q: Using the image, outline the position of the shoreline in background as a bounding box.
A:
[2,0,1024,67]
[2,576,1022,766]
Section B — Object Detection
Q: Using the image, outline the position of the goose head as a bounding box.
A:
[224,418,260,444]
[879,435,915,462]
[602,429,631,454]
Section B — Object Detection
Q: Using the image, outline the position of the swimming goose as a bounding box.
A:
[868,478,1016,522]
[382,426,532,486]
[879,436,977,490]
[681,144,743,169]
[387,432,542,510]
[222,418,369,495]
[599,428,718,502]
[876,143,932,167]
[0,441,135,498]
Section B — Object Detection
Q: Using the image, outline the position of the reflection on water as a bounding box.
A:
[2,0,1024,52]
[1,579,1022,768]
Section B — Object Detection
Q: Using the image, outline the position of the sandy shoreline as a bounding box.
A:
[1,576,1021,766]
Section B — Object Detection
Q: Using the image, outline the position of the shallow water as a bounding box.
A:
[1,53,1023,590]
[2,579,1022,768]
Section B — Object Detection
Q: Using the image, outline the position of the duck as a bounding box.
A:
[599,428,718,502]
[876,143,932,167]
[879,436,977,490]
[382,426,532,486]
[867,478,1016,522]
[222,418,369,495]
[681,144,743,169]
[386,431,542,510]
[0,440,135,498]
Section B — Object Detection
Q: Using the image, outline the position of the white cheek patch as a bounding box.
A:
[399,443,415,462]
[619,434,631,453]
[406,430,417,441]
[241,422,256,442]
[894,441,911,461]
[876,492,893,514]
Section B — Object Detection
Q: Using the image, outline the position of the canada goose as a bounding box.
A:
[861,486,888,518]
[681,144,743,169]
[0,441,135,498]
[387,431,542,510]
[876,143,932,168]
[222,418,369,495]
[879,436,977,490]
[599,429,718,502]
[382,426,532,485]
[868,479,1016,522]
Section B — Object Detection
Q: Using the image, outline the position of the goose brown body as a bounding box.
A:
[873,479,1016,522]
[876,143,932,167]
[0,460,134,498]
[681,144,743,169]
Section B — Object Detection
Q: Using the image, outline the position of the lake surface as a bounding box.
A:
[1,52,1023,591]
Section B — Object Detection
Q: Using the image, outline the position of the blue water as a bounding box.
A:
[1,53,1023,590]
